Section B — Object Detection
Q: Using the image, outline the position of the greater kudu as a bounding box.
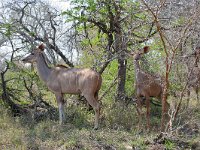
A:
[186,46,200,107]
[131,46,169,130]
[22,44,102,129]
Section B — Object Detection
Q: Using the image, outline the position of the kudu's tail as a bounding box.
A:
[95,75,102,101]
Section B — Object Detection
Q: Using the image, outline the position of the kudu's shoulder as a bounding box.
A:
[76,68,101,77]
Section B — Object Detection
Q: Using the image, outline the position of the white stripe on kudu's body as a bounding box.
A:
[22,44,102,129]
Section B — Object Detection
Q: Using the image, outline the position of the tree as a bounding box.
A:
[1,0,75,66]
[63,0,156,101]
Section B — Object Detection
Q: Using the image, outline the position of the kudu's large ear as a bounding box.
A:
[143,46,150,53]
[38,43,45,51]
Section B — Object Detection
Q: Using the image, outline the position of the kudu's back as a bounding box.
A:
[47,67,102,95]
[136,70,163,99]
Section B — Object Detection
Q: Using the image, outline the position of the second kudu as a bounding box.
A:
[186,46,200,107]
[22,44,102,129]
[131,46,169,130]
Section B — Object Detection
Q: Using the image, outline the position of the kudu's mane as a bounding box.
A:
[56,64,69,69]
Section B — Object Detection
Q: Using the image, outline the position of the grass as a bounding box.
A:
[0,97,200,150]
[0,114,135,149]
[0,109,27,149]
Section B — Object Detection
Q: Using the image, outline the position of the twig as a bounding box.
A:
[99,77,118,101]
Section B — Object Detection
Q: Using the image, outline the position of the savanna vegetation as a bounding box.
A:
[0,0,200,149]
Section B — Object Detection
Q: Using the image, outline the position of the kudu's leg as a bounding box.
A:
[55,93,65,125]
[195,88,199,103]
[187,89,190,107]
[84,93,100,130]
[145,95,150,130]
[165,101,170,122]
[136,97,143,129]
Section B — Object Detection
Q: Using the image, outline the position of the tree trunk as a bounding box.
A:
[114,2,127,101]
[117,49,127,100]
[115,28,127,100]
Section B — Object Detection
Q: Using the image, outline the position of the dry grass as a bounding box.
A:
[0,98,199,150]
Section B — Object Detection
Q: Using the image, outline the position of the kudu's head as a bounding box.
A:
[132,46,150,60]
[22,44,45,63]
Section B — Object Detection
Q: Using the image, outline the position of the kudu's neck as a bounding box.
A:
[134,59,143,83]
[36,53,51,83]
[134,59,140,74]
